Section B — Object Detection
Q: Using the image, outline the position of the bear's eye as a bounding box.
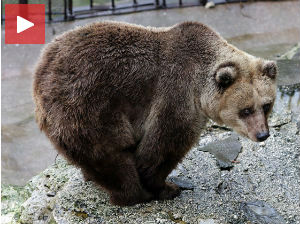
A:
[239,107,254,118]
[263,103,272,114]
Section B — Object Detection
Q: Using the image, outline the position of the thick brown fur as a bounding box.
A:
[33,21,277,206]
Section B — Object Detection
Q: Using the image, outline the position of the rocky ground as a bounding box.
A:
[1,107,300,223]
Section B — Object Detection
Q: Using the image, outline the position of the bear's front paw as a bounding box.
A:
[158,182,181,200]
[110,190,153,206]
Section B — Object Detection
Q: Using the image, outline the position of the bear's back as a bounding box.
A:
[33,22,166,138]
[35,21,161,94]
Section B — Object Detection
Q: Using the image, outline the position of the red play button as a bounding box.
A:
[17,16,35,34]
[5,4,45,44]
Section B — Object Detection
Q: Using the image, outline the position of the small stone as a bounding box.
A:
[259,142,266,147]
[156,218,169,223]
[168,177,195,190]
[103,208,111,216]
[205,1,215,9]
[173,212,182,220]
[241,200,286,223]
[46,192,56,197]
[43,215,49,220]
[198,218,215,224]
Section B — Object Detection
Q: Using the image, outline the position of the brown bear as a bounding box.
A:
[33,21,277,206]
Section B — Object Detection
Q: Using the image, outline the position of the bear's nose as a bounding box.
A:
[256,132,270,142]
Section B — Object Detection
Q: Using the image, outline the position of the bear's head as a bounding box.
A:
[201,46,277,142]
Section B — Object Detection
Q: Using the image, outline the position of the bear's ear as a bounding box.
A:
[262,61,277,79]
[215,66,237,88]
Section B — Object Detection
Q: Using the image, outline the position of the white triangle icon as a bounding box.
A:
[17,16,34,34]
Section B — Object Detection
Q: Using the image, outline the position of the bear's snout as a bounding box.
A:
[256,131,270,142]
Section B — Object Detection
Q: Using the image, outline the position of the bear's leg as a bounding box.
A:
[136,153,182,200]
[135,124,196,200]
[81,149,153,206]
[134,95,200,200]
[143,158,182,200]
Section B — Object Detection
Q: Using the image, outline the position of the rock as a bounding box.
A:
[46,192,56,197]
[198,135,242,169]
[292,46,300,60]
[197,218,215,223]
[205,1,215,9]
[168,211,186,223]
[168,177,195,190]
[259,142,266,147]
[279,43,300,60]
[269,111,292,128]
[1,183,35,224]
[1,213,15,224]
[19,158,79,224]
[172,212,183,220]
[241,200,286,224]
[216,180,229,194]
[277,60,300,86]
[296,115,300,132]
